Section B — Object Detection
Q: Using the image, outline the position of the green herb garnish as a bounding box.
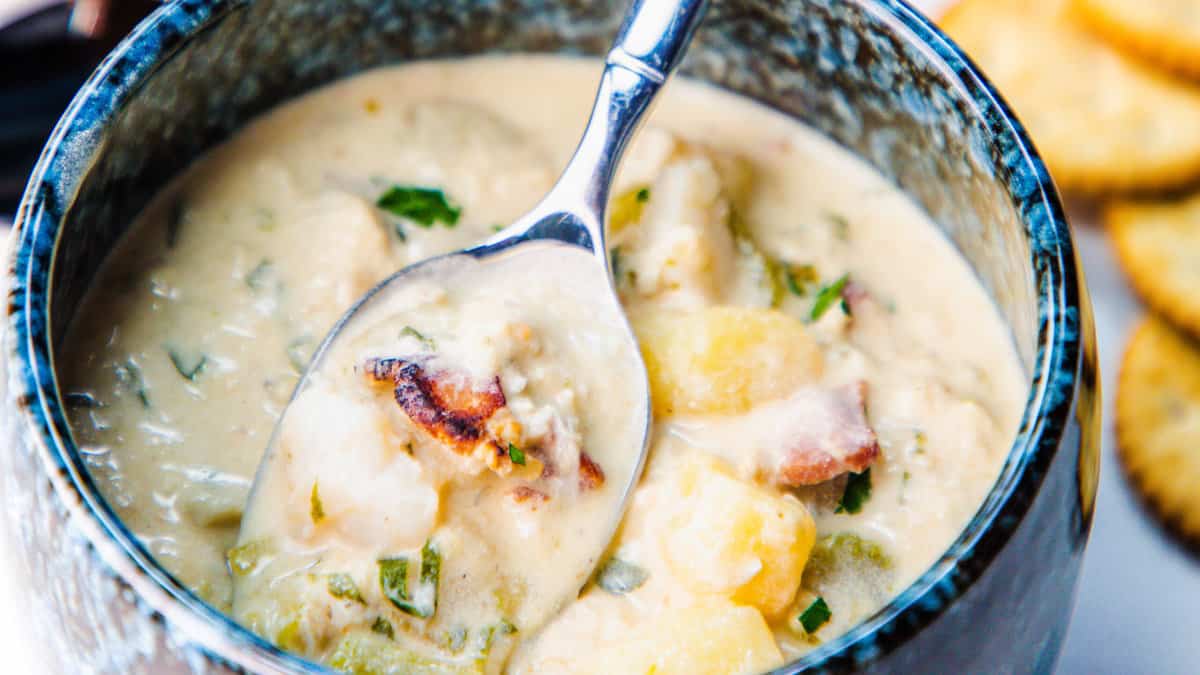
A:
[377,540,440,619]
[810,274,849,322]
[326,573,365,604]
[371,616,394,639]
[508,443,526,466]
[400,326,435,351]
[378,557,410,609]
[798,597,832,633]
[310,482,325,524]
[610,246,622,279]
[245,259,273,290]
[377,186,461,227]
[636,187,651,203]
[594,557,648,594]
[835,468,872,514]
[167,348,207,381]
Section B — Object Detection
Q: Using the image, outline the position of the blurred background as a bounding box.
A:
[0,0,1193,673]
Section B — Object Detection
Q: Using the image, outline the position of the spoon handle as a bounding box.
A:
[514,0,708,258]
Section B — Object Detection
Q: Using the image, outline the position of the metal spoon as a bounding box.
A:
[233,0,707,659]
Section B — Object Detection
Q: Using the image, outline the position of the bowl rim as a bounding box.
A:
[6,0,1084,672]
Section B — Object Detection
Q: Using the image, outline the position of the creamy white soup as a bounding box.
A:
[63,56,1026,674]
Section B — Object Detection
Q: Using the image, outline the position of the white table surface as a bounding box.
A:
[1,2,1194,672]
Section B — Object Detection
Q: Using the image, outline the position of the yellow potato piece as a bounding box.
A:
[662,457,817,619]
[942,0,1200,192]
[634,306,822,416]
[610,599,783,675]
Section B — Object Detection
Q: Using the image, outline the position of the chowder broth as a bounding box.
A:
[63,56,1026,673]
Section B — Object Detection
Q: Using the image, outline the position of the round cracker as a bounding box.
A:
[1075,0,1200,79]
[941,0,1200,193]
[1107,193,1200,337]
[1117,317,1200,542]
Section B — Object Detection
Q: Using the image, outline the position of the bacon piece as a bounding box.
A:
[509,486,550,509]
[578,452,605,490]
[364,357,522,475]
[775,382,880,487]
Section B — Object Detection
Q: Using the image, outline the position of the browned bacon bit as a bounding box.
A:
[509,486,550,509]
[578,452,605,490]
[776,382,879,487]
[363,357,523,475]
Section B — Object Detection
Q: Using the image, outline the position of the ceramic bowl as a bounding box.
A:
[5,0,1099,672]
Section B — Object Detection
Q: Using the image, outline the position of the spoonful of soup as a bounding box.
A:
[230,0,707,669]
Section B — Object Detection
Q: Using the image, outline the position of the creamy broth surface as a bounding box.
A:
[64,56,1027,674]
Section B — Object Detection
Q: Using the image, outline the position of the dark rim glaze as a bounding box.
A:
[6,0,1081,672]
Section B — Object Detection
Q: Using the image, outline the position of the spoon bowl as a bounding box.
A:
[232,0,707,663]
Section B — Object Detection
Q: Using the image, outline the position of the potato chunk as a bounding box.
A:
[622,599,782,675]
[634,306,823,415]
[661,457,816,618]
[516,596,782,675]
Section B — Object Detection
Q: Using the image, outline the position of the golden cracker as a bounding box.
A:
[1107,193,1200,337]
[1075,0,1200,80]
[941,0,1200,193]
[1117,317,1200,542]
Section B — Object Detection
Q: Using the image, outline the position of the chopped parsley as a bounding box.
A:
[167,348,207,381]
[835,468,872,514]
[370,616,394,639]
[810,274,850,322]
[594,557,648,594]
[610,246,622,278]
[508,443,526,466]
[378,540,440,619]
[798,597,832,633]
[327,573,365,604]
[376,186,460,227]
[310,482,325,524]
[378,558,410,610]
[635,187,651,203]
[399,326,435,351]
[245,259,273,290]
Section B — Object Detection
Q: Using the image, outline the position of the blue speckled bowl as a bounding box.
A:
[4,0,1099,672]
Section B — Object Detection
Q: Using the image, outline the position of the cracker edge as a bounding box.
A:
[1074,0,1200,80]
[1116,317,1200,547]
[941,0,1200,193]
[1106,201,1200,340]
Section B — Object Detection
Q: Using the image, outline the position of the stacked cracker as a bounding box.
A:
[943,0,1200,542]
